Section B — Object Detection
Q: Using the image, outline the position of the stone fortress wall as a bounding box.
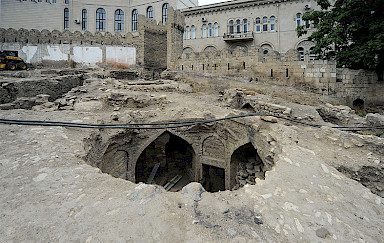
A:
[0,10,180,76]
[169,44,384,106]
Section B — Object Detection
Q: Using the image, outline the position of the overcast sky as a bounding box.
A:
[199,0,232,6]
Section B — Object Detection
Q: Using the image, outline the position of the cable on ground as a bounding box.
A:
[0,113,383,131]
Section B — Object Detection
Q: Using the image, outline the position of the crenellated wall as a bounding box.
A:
[170,46,384,106]
[0,10,172,74]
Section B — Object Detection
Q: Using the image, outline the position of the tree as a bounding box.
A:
[297,0,384,78]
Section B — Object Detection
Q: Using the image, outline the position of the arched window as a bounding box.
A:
[64,8,69,30]
[96,8,106,32]
[270,16,275,31]
[297,47,304,61]
[296,13,302,27]
[82,9,87,31]
[236,19,241,33]
[186,26,190,39]
[263,49,269,60]
[147,6,154,19]
[208,23,213,37]
[255,17,261,32]
[214,22,219,37]
[309,47,316,60]
[162,3,169,24]
[243,19,248,33]
[132,9,138,32]
[262,16,268,31]
[202,24,207,38]
[191,25,196,39]
[229,20,234,34]
[114,9,124,32]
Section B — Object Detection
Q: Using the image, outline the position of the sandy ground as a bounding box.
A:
[0,70,383,242]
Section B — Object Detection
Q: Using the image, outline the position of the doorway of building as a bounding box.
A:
[135,132,195,191]
[201,164,225,192]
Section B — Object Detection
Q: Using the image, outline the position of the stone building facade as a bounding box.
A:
[0,8,184,77]
[181,0,320,56]
[0,0,197,33]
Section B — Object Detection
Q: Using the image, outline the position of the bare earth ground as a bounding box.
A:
[0,69,383,242]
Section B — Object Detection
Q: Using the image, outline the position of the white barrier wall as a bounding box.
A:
[73,47,103,64]
[106,47,136,66]
[44,45,68,62]
[0,43,137,67]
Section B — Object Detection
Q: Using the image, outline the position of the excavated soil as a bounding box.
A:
[0,68,383,242]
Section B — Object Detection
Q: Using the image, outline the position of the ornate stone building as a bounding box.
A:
[0,0,197,33]
[181,0,320,59]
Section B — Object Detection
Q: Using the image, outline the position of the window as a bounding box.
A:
[191,25,196,39]
[202,24,207,38]
[38,0,42,2]
[262,16,268,31]
[96,8,106,32]
[229,20,234,34]
[132,9,138,32]
[208,23,212,37]
[296,13,302,27]
[162,3,169,24]
[309,47,316,60]
[52,0,56,3]
[147,6,154,19]
[115,9,124,32]
[305,19,311,29]
[236,19,241,33]
[186,26,190,39]
[64,0,68,4]
[243,19,248,33]
[64,8,69,30]
[214,22,218,37]
[297,47,304,61]
[256,17,261,32]
[270,16,275,31]
[263,49,268,60]
[82,9,87,31]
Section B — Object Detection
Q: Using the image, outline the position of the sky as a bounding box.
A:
[198,0,233,6]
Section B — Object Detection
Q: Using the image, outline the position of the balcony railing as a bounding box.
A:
[223,31,254,41]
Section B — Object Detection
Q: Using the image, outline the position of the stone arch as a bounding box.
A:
[260,43,274,60]
[202,45,218,53]
[182,47,194,59]
[230,142,264,190]
[134,131,197,191]
[100,142,129,180]
[232,45,248,57]
[295,39,315,60]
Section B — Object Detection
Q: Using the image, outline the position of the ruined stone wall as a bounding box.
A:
[171,46,384,106]
[84,117,280,190]
[137,16,168,74]
[167,8,185,70]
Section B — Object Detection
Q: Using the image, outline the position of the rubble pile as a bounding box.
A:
[233,157,265,190]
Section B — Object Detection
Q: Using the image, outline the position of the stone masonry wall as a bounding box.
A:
[171,46,384,106]
[0,12,168,73]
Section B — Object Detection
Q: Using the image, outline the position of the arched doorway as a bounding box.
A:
[230,143,264,190]
[135,132,195,191]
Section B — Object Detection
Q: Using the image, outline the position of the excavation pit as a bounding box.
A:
[84,120,276,193]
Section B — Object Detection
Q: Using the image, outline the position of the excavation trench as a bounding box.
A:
[84,126,275,193]
[0,70,85,110]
